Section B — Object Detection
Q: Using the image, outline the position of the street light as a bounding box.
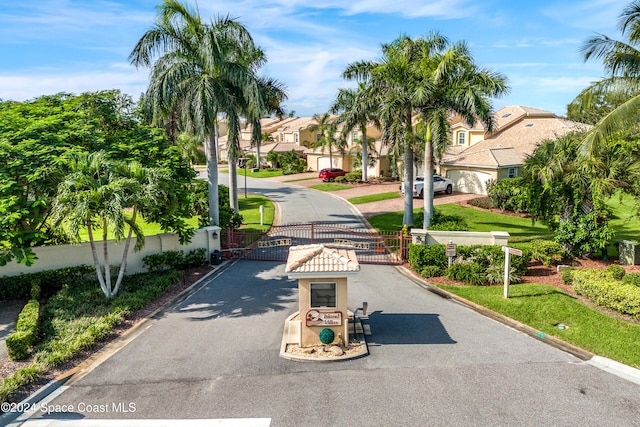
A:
[239,157,249,198]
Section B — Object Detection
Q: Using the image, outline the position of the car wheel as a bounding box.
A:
[446,184,452,194]
[329,177,335,182]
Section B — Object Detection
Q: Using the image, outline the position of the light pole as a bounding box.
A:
[239,157,249,198]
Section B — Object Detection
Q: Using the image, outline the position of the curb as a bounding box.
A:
[0,262,231,425]
[395,265,640,385]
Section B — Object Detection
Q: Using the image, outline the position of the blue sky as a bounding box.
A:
[0,0,631,117]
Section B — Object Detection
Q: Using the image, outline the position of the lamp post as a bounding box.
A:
[239,157,248,198]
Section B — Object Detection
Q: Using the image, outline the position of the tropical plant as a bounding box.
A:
[51,151,168,298]
[308,113,345,169]
[571,0,640,154]
[130,0,268,224]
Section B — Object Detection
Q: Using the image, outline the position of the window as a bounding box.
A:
[353,131,360,142]
[316,133,322,142]
[294,133,299,143]
[310,282,337,308]
[279,132,284,142]
[457,132,466,145]
[525,123,534,128]
[501,113,512,118]
[508,167,518,178]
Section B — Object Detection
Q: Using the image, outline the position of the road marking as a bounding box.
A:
[17,419,271,426]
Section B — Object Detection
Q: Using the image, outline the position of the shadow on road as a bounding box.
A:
[174,261,298,321]
[366,310,456,345]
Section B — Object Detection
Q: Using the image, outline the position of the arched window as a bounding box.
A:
[458,132,466,145]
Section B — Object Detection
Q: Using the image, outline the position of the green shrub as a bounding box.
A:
[573,269,640,319]
[6,299,40,360]
[335,175,347,183]
[607,264,626,280]
[143,249,207,272]
[0,265,94,301]
[429,211,468,231]
[484,261,522,285]
[560,267,574,285]
[408,244,448,272]
[528,240,566,266]
[420,265,443,278]
[467,196,492,209]
[345,170,362,183]
[622,273,640,287]
[0,362,45,403]
[446,263,487,285]
[487,177,530,213]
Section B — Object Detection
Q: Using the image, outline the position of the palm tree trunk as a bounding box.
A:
[113,210,136,298]
[256,141,262,170]
[229,150,239,211]
[206,127,220,226]
[402,145,414,227]
[423,125,434,230]
[360,123,368,182]
[102,219,113,298]
[87,221,109,298]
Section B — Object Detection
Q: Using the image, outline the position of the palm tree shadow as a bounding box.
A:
[365,310,456,345]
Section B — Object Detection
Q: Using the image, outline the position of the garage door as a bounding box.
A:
[317,157,334,170]
[447,170,492,194]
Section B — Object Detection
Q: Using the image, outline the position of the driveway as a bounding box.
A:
[8,173,640,426]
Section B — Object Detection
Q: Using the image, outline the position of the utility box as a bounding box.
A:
[619,240,640,265]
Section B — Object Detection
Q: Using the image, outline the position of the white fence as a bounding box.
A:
[0,226,221,278]
[410,229,509,246]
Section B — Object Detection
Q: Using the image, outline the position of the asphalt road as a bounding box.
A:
[7,175,640,426]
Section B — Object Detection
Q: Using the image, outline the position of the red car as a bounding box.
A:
[318,168,347,182]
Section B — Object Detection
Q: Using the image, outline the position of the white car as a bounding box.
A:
[401,175,453,198]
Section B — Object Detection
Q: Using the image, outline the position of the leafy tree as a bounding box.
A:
[308,113,345,169]
[0,91,194,266]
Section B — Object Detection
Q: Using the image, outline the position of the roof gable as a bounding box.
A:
[285,244,360,276]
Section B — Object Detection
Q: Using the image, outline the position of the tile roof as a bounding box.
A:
[285,244,360,275]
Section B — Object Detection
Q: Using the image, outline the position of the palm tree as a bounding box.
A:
[52,152,166,298]
[308,113,344,169]
[330,82,379,182]
[411,34,508,229]
[572,0,640,154]
[129,0,261,225]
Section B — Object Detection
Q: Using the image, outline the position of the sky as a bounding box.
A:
[0,0,633,117]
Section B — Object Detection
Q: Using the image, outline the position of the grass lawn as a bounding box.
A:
[348,192,401,205]
[367,204,552,241]
[284,177,317,183]
[239,169,284,178]
[309,183,353,191]
[439,283,640,368]
[238,194,274,232]
[607,192,640,243]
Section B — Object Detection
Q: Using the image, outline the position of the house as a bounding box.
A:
[439,106,590,194]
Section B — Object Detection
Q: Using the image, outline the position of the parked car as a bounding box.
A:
[401,175,453,198]
[318,168,347,182]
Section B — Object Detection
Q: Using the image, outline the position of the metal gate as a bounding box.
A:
[221,222,410,265]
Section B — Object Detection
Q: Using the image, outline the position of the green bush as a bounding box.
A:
[408,244,448,271]
[143,249,207,272]
[6,299,40,360]
[335,175,347,183]
[487,177,530,213]
[560,267,574,285]
[528,240,567,266]
[0,362,45,403]
[573,269,640,319]
[467,196,492,210]
[420,265,443,278]
[345,170,362,183]
[0,265,94,301]
[622,273,640,287]
[607,264,626,280]
[484,261,522,285]
[446,263,487,285]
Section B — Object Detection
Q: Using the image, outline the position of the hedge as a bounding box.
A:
[6,299,40,360]
[0,265,94,301]
[572,269,640,319]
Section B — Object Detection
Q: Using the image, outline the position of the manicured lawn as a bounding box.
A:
[348,192,401,205]
[239,169,284,178]
[284,177,317,183]
[367,204,552,241]
[309,183,353,191]
[439,283,640,369]
[238,195,274,232]
[607,192,640,243]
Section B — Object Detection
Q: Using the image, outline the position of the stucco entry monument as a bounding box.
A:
[280,244,368,361]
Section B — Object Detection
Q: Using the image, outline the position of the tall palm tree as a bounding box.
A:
[330,82,379,182]
[344,35,440,227]
[129,0,261,225]
[572,0,640,154]
[308,113,344,169]
[411,34,508,229]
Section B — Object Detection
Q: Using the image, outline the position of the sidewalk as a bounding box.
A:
[0,300,24,359]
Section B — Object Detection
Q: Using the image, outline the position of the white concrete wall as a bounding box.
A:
[0,226,221,278]
[411,229,509,247]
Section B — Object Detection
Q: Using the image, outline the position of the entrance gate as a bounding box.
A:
[221,223,410,265]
